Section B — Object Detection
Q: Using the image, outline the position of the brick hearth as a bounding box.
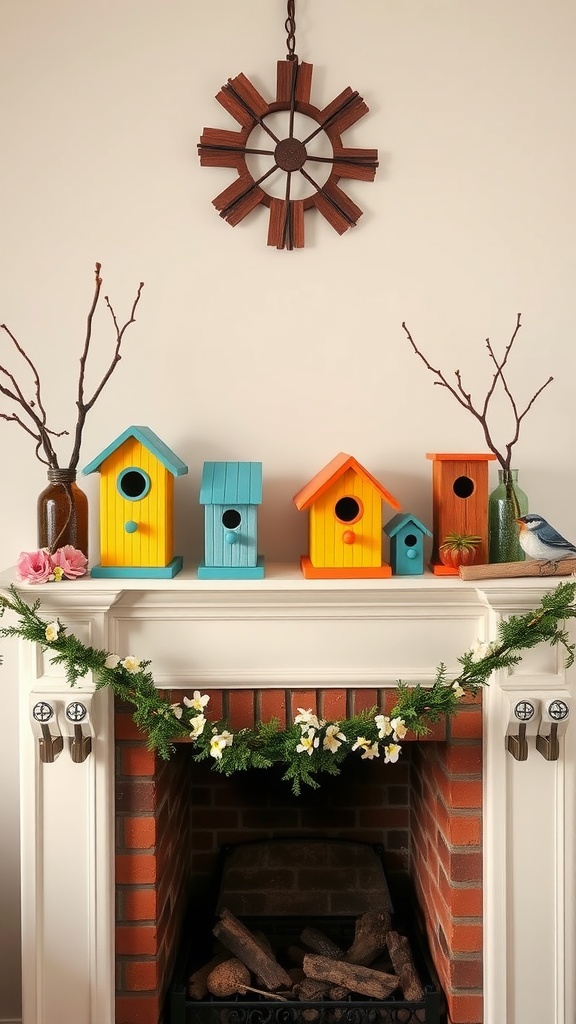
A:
[115,687,482,1024]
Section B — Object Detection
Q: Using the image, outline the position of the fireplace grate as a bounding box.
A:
[171,995,440,1024]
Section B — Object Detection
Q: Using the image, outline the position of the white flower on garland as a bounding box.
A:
[185,690,210,712]
[390,716,407,740]
[210,729,233,760]
[45,621,59,643]
[323,723,346,753]
[375,714,393,739]
[104,654,120,670]
[467,640,497,664]
[295,708,322,731]
[452,681,465,700]
[384,743,402,764]
[352,736,380,760]
[190,715,207,740]
[121,656,141,674]
[296,727,320,756]
[170,703,183,721]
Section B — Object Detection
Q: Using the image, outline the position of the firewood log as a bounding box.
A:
[288,967,306,984]
[294,979,331,1001]
[303,953,398,1000]
[213,909,292,991]
[327,985,349,1000]
[300,926,345,960]
[188,953,231,1000]
[345,910,392,966]
[386,931,424,1002]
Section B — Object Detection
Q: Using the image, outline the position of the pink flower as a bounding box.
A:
[51,545,88,579]
[16,549,54,584]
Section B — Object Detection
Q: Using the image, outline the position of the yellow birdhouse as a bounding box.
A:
[293,452,401,578]
[83,426,188,578]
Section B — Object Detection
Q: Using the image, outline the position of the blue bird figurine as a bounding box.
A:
[516,514,576,562]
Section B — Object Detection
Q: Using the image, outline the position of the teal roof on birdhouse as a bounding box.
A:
[383,513,432,539]
[199,462,262,505]
[83,426,188,476]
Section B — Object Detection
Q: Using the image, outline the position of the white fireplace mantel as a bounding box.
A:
[2,565,574,1024]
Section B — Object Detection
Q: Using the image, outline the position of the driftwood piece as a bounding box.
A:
[345,909,392,966]
[459,557,576,581]
[300,926,345,960]
[188,953,231,1000]
[213,909,292,991]
[303,954,398,1000]
[386,931,424,1002]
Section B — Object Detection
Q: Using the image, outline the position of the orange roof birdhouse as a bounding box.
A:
[293,452,401,579]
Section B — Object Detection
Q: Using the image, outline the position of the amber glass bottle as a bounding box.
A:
[37,468,89,557]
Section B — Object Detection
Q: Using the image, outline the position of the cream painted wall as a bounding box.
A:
[1,0,575,1017]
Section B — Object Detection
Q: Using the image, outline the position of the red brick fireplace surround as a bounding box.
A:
[115,686,483,1024]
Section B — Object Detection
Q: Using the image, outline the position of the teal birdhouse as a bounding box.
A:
[198,461,264,579]
[384,513,432,576]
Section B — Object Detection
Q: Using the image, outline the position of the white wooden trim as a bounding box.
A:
[3,566,573,1024]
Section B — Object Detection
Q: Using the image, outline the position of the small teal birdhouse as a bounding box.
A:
[198,461,264,579]
[384,513,432,576]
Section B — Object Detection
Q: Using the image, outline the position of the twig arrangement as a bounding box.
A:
[0,263,144,470]
[401,313,553,473]
[1,581,575,794]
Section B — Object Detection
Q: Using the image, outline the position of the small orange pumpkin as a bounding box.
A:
[439,532,482,568]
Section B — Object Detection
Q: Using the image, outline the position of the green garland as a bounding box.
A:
[1,581,575,794]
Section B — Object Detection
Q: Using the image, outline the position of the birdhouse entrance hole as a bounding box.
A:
[404,534,418,547]
[222,509,242,529]
[118,468,150,500]
[452,476,475,499]
[334,496,362,523]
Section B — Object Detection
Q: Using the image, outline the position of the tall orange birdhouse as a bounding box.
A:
[83,426,188,578]
[426,452,496,575]
[293,452,401,578]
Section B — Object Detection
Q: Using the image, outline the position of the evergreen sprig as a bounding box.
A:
[1,581,575,793]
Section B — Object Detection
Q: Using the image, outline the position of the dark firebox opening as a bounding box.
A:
[168,760,445,1024]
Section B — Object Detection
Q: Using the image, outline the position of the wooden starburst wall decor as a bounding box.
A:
[197,1,379,250]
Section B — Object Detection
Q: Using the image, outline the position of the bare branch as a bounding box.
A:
[401,316,553,472]
[0,325,61,467]
[1,263,144,472]
[402,321,505,463]
[68,270,144,470]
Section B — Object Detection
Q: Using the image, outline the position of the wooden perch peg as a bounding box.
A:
[459,557,576,581]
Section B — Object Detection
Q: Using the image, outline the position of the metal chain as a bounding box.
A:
[285,0,297,60]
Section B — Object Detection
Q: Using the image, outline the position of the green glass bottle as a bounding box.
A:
[488,469,528,563]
